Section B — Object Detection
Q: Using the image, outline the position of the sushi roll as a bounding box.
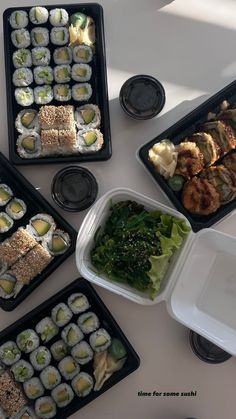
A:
[30,346,51,371]
[51,383,74,408]
[0,341,21,366]
[68,293,90,314]
[0,213,14,234]
[17,329,39,353]
[53,84,71,102]
[32,47,51,66]
[13,68,33,87]
[23,377,44,399]
[51,303,73,327]
[71,372,93,397]
[35,397,56,419]
[11,29,30,49]
[53,47,72,65]
[71,341,93,365]
[34,66,53,85]
[58,356,79,380]
[34,85,53,104]
[29,7,49,25]
[44,230,71,256]
[0,370,27,417]
[89,328,111,352]
[31,28,49,47]
[0,272,23,299]
[56,105,75,130]
[78,312,100,334]
[0,227,37,268]
[15,87,34,106]
[71,64,92,82]
[9,10,28,29]
[6,198,27,220]
[50,340,69,362]
[40,366,61,390]
[15,109,39,133]
[61,323,84,347]
[12,49,32,68]
[41,129,59,156]
[27,214,56,241]
[75,104,101,129]
[14,406,38,418]
[49,9,69,27]
[50,28,69,46]
[0,184,13,206]
[36,317,59,343]
[58,129,77,155]
[11,359,34,383]
[77,128,104,153]
[54,65,71,83]
[17,133,41,159]
[72,45,93,64]
[72,83,92,102]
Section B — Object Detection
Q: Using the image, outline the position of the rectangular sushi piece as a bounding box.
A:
[41,129,60,156]
[38,105,58,130]
[58,129,77,154]
[0,370,27,417]
[56,105,75,130]
[0,228,37,268]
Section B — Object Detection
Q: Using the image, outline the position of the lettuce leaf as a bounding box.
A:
[148,253,171,299]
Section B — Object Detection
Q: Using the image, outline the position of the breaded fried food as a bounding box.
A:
[200,165,236,204]
[218,108,236,131]
[222,151,236,173]
[188,132,221,167]
[182,177,220,215]
[174,142,204,178]
[202,120,236,155]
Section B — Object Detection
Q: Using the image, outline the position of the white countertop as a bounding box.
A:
[0,1,236,418]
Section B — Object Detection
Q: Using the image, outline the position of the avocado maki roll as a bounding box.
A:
[72,45,93,63]
[34,66,53,85]
[51,303,73,328]
[75,104,101,129]
[15,109,39,133]
[0,341,21,366]
[53,84,71,102]
[72,83,92,102]
[36,317,59,343]
[11,29,30,49]
[78,312,100,334]
[0,272,23,299]
[27,214,55,241]
[51,383,74,408]
[11,359,34,383]
[6,198,27,220]
[17,329,39,353]
[40,366,61,390]
[44,230,71,256]
[15,87,34,106]
[35,396,56,419]
[54,65,71,83]
[68,293,90,314]
[30,346,51,371]
[0,184,13,206]
[71,372,93,397]
[89,328,111,352]
[53,47,72,65]
[50,340,69,362]
[13,68,33,87]
[32,47,51,66]
[31,28,49,47]
[9,10,28,29]
[61,323,84,347]
[77,128,104,153]
[71,64,92,82]
[13,49,32,68]
[29,7,48,25]
[23,377,44,399]
[58,356,79,380]
[49,9,69,27]
[71,341,93,365]
[50,28,69,46]
[17,132,41,159]
[0,213,14,234]
[34,85,53,104]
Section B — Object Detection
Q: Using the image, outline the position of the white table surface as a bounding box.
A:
[0,1,236,418]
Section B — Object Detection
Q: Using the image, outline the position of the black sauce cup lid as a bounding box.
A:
[51,166,98,212]
[119,74,166,120]
[189,330,232,364]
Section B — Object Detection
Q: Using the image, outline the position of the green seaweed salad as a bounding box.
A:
[91,200,191,299]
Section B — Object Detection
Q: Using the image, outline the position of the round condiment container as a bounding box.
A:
[189,330,232,364]
[119,74,165,120]
[51,166,98,212]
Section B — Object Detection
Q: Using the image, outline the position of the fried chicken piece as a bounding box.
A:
[222,151,236,173]
[218,108,236,131]
[200,165,236,204]
[174,142,204,178]
[188,132,221,167]
[202,120,236,155]
[182,177,220,215]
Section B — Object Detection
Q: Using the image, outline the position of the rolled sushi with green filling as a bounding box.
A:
[13,49,32,68]
[49,9,69,26]
[50,27,69,46]
[77,128,104,153]
[15,87,34,106]
[67,293,90,314]
[32,47,51,66]
[34,85,53,104]
[44,230,71,256]
[0,184,13,206]
[71,64,92,82]
[15,109,39,133]
[30,346,51,371]
[0,341,21,366]
[58,356,79,380]
[40,366,61,390]
[72,83,92,102]
[61,323,84,347]
[71,372,93,397]
[77,312,99,334]
[51,383,74,408]
[89,328,111,352]
[72,45,93,63]
[27,214,56,241]
[75,104,101,129]
[11,29,31,49]
[23,376,44,399]
[6,198,27,220]
[17,329,39,353]
[50,340,69,362]
[31,28,49,47]
[11,359,34,382]
[34,66,53,85]
[53,47,72,65]
[13,68,33,87]
[51,303,73,327]
[29,7,49,25]
[17,132,41,159]
[9,10,28,29]
[54,65,71,83]
[14,406,38,419]
[0,213,14,234]
[35,396,56,419]
[0,272,23,299]
[71,341,93,365]
[53,84,71,102]
[36,317,59,343]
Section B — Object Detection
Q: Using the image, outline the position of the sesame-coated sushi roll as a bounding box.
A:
[16,132,41,159]
[58,129,77,155]
[50,28,69,46]
[54,65,71,83]
[11,29,31,49]
[77,128,104,153]
[56,105,75,129]
[51,303,73,327]
[50,340,69,362]
[0,214,14,234]
[41,129,59,156]
[71,372,93,397]
[44,230,71,256]
[30,346,51,371]
[51,383,74,408]
[72,45,93,63]
[13,68,33,87]
[71,64,92,82]
[0,184,13,206]
[32,47,51,66]
[29,7,48,25]
[71,341,93,365]
[53,47,72,65]
[35,396,56,419]
[31,28,49,47]
[49,9,69,27]
[17,329,39,353]
[68,293,90,314]
[89,328,111,352]
[15,109,39,133]
[78,312,100,334]
[36,317,59,343]
[58,356,79,380]
[27,214,56,241]
[0,272,23,299]
[6,198,27,220]
[0,341,21,366]
[13,49,32,68]
[53,84,71,102]
[38,105,57,130]
[72,83,92,102]
[40,366,61,390]
[34,66,53,85]
[75,104,101,130]
[15,87,34,106]
[11,359,34,383]
[0,370,27,417]
[34,85,53,104]
[0,228,37,268]
[61,323,84,347]
[9,10,28,29]
[23,377,44,399]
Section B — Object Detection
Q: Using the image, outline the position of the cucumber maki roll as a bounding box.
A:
[0,184,13,206]
[71,372,93,397]
[13,49,32,68]
[50,340,69,362]
[44,230,71,256]
[49,9,69,27]
[0,272,23,299]
[15,87,34,106]
[75,104,101,129]
[71,341,93,365]
[29,7,48,25]
[89,328,111,352]
[53,47,72,65]
[0,213,14,234]
[72,45,93,63]
[68,293,90,314]
[58,356,79,380]
[17,329,39,353]
[61,323,84,347]
[31,28,49,47]
[6,198,27,220]
[77,128,104,153]
[13,68,33,87]
[34,66,53,85]
[54,65,71,83]
[23,377,44,399]
[36,317,59,343]
[27,214,56,241]
[72,83,92,102]
[40,366,61,390]
[30,346,51,371]
[11,359,34,382]
[51,383,74,408]
[16,132,41,159]
[71,64,92,82]
[51,303,73,327]
[53,84,71,102]
[78,312,99,334]
[9,10,28,29]
[50,28,69,46]
[11,29,31,49]
[34,85,53,104]
[15,406,38,419]
[35,397,56,419]
[0,341,21,366]
[32,47,51,66]
[15,109,39,133]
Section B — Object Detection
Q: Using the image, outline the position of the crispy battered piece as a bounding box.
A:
[218,108,236,131]
[41,129,59,156]
[188,132,221,167]
[182,177,220,215]
[38,106,58,130]
[0,228,37,268]
[200,165,236,204]
[174,142,204,178]
[202,120,236,155]
[56,105,75,130]
[222,151,236,173]
[0,370,27,416]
